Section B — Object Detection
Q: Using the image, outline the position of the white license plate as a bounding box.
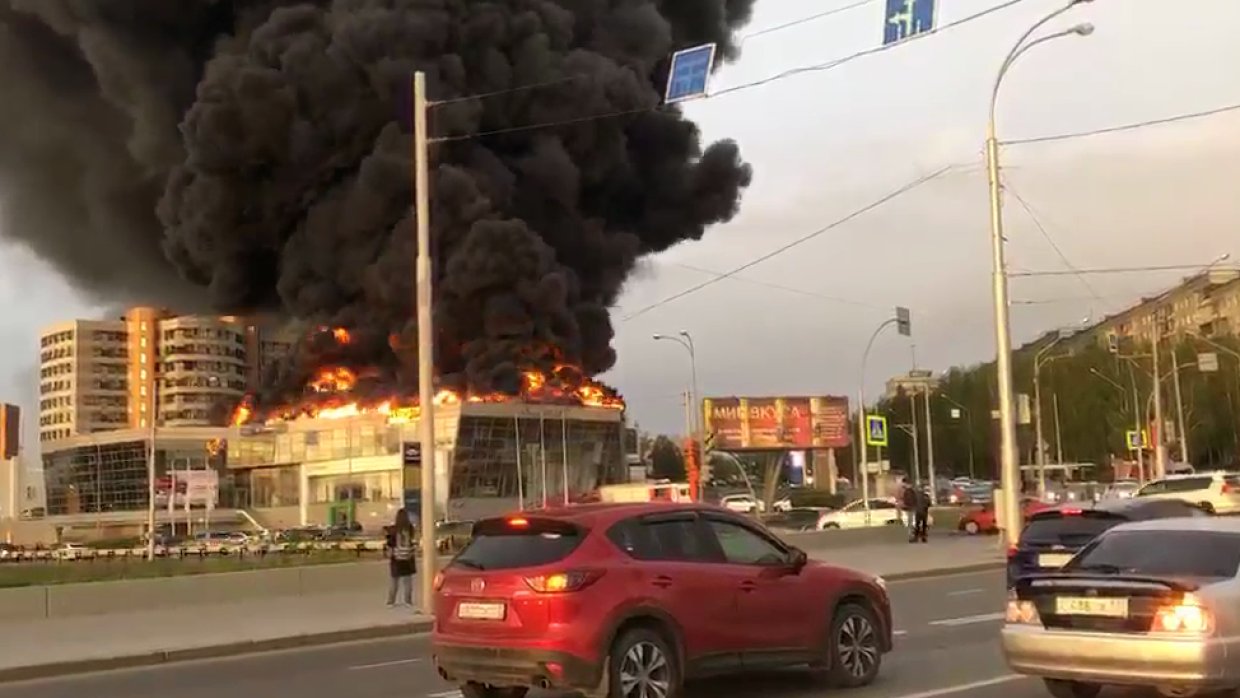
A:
[1038,553,1074,568]
[1054,596,1129,618]
[457,601,506,620]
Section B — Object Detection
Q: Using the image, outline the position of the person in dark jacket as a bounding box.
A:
[913,485,931,543]
[900,479,918,541]
[386,509,417,607]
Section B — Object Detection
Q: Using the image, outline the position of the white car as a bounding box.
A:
[53,543,87,561]
[1133,472,1240,514]
[720,494,760,514]
[816,498,901,529]
[771,497,792,513]
[1102,480,1140,500]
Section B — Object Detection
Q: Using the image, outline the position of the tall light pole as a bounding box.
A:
[412,71,438,612]
[1033,323,1085,496]
[986,2,1094,547]
[653,333,700,437]
[1089,366,1143,480]
[859,310,909,520]
[940,394,976,479]
[146,377,157,561]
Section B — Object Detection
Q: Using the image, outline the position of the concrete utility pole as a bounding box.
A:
[1151,325,1167,479]
[908,391,920,484]
[412,71,438,612]
[985,1,1093,547]
[922,387,937,505]
[146,378,157,561]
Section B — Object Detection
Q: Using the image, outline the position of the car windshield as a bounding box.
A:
[1068,530,1240,578]
[1021,512,1126,547]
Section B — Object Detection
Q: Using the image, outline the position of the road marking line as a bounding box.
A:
[929,612,1005,626]
[348,658,423,670]
[427,691,462,698]
[948,588,984,596]
[884,674,1026,698]
[894,629,909,636]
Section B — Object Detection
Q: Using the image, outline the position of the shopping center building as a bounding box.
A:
[32,401,627,540]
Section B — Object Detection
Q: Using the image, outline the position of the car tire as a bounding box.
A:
[1199,502,1216,515]
[1043,679,1102,698]
[608,627,681,698]
[459,684,527,698]
[822,522,841,530]
[816,602,882,688]
[963,520,981,536]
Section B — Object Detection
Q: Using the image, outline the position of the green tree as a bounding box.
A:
[649,435,686,481]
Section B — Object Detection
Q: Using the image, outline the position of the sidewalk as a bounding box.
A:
[0,536,1002,681]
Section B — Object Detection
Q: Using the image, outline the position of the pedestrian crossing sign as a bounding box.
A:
[865,415,888,447]
[1125,429,1149,451]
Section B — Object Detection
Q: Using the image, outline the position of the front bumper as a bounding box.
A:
[433,642,600,691]
[1001,624,1239,687]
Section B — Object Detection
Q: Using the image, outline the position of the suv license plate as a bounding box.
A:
[457,602,506,620]
[1038,553,1073,568]
[1055,596,1129,618]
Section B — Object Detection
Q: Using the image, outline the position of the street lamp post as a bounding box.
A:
[859,318,900,522]
[653,332,700,437]
[940,394,976,479]
[986,2,1094,547]
[1089,366,1144,481]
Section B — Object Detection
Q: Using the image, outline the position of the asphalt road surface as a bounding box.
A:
[0,568,1138,698]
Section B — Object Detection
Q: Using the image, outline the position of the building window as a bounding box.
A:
[141,321,148,331]
[140,353,147,364]
[140,337,148,348]
[140,369,148,380]
[139,418,147,428]
[140,385,147,396]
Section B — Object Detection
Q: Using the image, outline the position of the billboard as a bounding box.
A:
[0,403,17,459]
[156,470,219,508]
[703,396,851,450]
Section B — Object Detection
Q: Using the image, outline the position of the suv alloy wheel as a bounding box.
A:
[608,627,681,698]
[816,602,882,687]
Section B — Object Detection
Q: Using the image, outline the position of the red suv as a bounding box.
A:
[431,502,893,698]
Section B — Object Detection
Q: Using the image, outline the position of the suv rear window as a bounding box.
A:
[1068,530,1240,578]
[452,517,583,571]
[1022,512,1126,546]
[1165,477,1213,493]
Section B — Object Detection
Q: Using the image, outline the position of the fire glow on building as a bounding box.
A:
[231,327,625,427]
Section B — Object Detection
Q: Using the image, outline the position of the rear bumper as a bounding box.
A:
[1001,624,1240,687]
[432,642,600,691]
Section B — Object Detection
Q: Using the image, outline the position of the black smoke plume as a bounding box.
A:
[0,0,754,412]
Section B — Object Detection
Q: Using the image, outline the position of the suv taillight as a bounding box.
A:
[524,569,604,593]
[1005,589,1040,625]
[433,572,445,591]
[1222,483,1235,494]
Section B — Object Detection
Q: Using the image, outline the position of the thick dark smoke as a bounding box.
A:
[0,0,754,409]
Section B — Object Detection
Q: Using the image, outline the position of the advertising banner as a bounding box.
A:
[155,470,219,508]
[703,396,851,451]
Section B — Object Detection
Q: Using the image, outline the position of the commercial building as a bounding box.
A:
[884,369,940,400]
[1,403,20,520]
[38,308,297,443]
[37,401,626,538]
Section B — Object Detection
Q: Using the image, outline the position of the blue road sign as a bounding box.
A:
[884,0,936,46]
[865,415,889,447]
[665,43,717,104]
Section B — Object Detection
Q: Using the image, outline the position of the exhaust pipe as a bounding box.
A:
[537,678,552,690]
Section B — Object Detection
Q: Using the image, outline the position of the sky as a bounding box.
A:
[1,0,1238,451]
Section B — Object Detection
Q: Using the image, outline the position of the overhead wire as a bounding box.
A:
[1002,101,1240,146]
[669,262,885,309]
[1002,178,1105,306]
[620,164,963,322]
[740,0,878,42]
[1011,264,1240,278]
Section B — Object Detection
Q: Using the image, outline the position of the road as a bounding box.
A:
[0,568,1134,698]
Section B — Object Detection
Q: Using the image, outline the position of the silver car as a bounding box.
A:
[1002,517,1240,698]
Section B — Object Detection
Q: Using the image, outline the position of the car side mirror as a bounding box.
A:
[788,547,808,573]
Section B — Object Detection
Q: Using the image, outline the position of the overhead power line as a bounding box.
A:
[621,164,963,322]
[740,0,878,42]
[670,262,884,309]
[433,0,1031,142]
[1002,101,1240,146]
[1003,179,1104,305]
[1011,264,1240,278]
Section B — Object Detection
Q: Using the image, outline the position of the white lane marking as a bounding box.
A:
[948,588,984,596]
[929,612,1005,626]
[885,674,1026,698]
[348,657,423,670]
[894,629,909,637]
[427,691,462,698]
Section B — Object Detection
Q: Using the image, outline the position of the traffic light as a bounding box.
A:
[1107,334,1119,353]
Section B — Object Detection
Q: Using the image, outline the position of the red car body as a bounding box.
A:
[431,502,893,698]
[958,497,1050,534]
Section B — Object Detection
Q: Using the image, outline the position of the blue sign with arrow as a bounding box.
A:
[665,43,717,104]
[884,0,936,46]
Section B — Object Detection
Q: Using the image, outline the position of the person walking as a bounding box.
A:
[913,484,931,543]
[386,508,417,607]
[900,478,918,542]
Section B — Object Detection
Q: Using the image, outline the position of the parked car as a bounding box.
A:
[52,542,87,561]
[816,498,901,530]
[948,481,994,505]
[959,497,1051,535]
[765,507,830,532]
[1133,472,1240,514]
[1006,499,1208,587]
[432,503,893,698]
[1002,516,1240,698]
[0,543,18,561]
[1101,480,1140,500]
[719,493,761,514]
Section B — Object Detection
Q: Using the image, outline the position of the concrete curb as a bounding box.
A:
[882,560,1006,582]
[0,619,434,685]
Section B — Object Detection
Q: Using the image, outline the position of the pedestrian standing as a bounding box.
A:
[387,508,417,607]
[900,478,918,542]
[914,485,931,543]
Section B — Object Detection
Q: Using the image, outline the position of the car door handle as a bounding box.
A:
[652,575,673,588]
[739,580,757,592]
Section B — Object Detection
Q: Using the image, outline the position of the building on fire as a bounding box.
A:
[29,401,627,540]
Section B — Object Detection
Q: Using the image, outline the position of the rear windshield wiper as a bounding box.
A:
[453,559,486,570]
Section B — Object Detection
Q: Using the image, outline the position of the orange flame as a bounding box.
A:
[310,367,357,393]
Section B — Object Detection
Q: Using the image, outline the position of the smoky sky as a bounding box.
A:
[0,0,754,409]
